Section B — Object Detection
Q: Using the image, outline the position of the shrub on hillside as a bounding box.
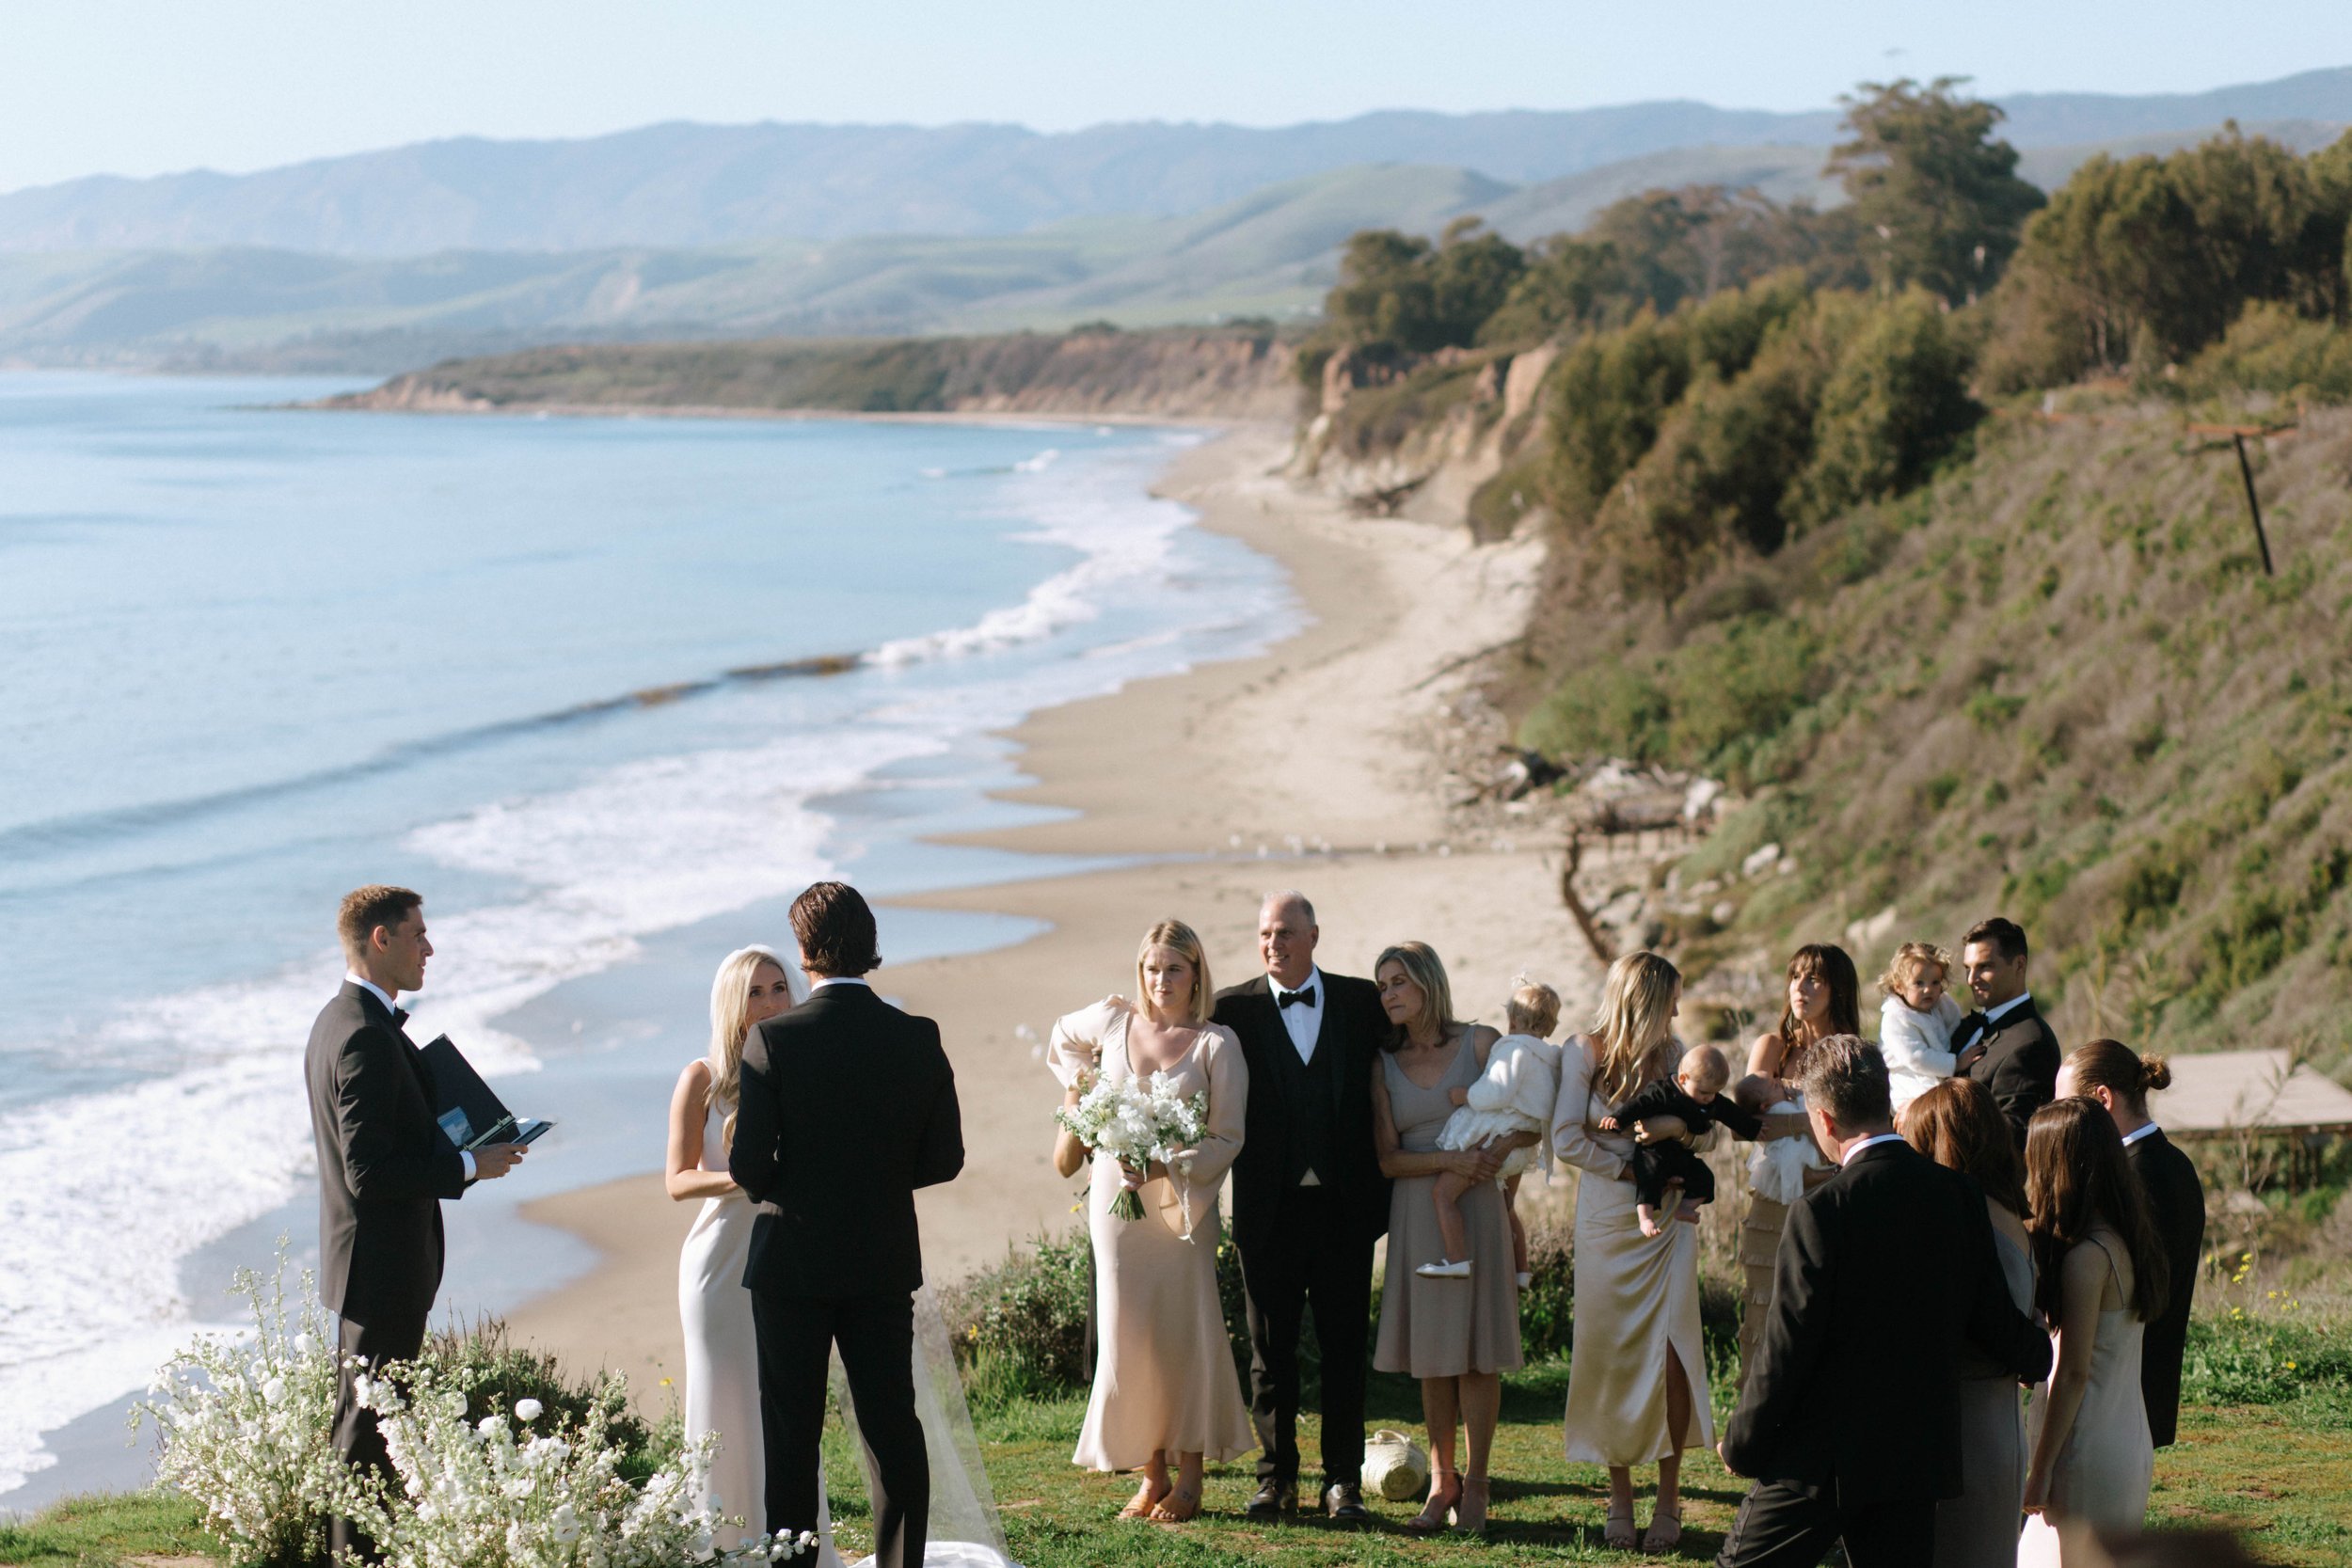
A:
[1518,1221,1576,1361]
[2182,300,2352,403]
[425,1314,653,1479]
[1792,289,1980,523]
[940,1228,1093,1405]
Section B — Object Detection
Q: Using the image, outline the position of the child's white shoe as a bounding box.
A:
[1416,1259,1471,1279]
[1516,1271,1533,1291]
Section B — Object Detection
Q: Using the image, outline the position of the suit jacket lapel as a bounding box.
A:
[1242,977,1293,1111]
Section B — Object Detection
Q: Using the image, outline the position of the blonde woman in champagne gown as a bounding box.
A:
[1046,921,1252,1523]
[1550,952,1712,1553]
[665,945,841,1560]
[2018,1099,2164,1568]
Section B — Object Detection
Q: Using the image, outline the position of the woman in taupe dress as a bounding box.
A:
[1370,942,1530,1536]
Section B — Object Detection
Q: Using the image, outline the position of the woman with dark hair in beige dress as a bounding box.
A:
[1735,942,1861,1381]
[1370,942,1531,1537]
[1045,920,1253,1524]
[1550,951,1712,1552]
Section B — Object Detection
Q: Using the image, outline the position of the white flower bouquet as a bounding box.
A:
[326,1362,818,1567]
[133,1249,342,1568]
[1055,1069,1209,1222]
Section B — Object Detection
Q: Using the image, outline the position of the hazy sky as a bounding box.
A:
[5,0,2351,194]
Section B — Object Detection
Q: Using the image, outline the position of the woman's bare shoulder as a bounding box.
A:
[675,1057,713,1090]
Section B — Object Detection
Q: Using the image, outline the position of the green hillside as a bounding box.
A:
[1293,86,2352,1069]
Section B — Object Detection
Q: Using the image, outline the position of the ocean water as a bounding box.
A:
[0,373,1297,1508]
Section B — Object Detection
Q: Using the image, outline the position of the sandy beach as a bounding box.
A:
[504,423,1607,1403]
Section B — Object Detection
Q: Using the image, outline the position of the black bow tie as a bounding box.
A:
[1277,986,1316,1010]
[391,1006,411,1027]
[1957,1011,1987,1038]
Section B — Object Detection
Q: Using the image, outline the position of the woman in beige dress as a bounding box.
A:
[1735,942,1861,1382]
[1551,951,1712,1551]
[1903,1077,2038,1568]
[2018,1097,2166,1566]
[1370,942,1530,1536]
[1046,919,1252,1523]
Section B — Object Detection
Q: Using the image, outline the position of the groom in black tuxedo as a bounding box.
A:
[1213,891,1390,1524]
[306,885,526,1561]
[1717,1036,2048,1568]
[1952,916,2060,1148]
[732,881,963,1568]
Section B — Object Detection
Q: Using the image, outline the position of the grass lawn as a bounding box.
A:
[8,1367,2344,1566]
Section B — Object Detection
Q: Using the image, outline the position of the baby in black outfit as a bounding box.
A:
[1597,1042,1762,1236]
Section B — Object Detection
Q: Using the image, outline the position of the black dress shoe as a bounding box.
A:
[1246,1480,1297,1520]
[1324,1481,1371,1524]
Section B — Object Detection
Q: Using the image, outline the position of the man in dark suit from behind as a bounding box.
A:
[1210,890,1391,1524]
[306,885,527,1561]
[1953,916,2061,1148]
[1717,1036,2049,1568]
[2061,1038,2206,1448]
[730,881,964,1568]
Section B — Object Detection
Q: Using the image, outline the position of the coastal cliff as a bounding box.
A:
[313,327,1301,421]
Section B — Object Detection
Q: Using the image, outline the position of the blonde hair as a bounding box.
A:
[1135,919,1214,1024]
[707,945,789,1148]
[1505,977,1562,1038]
[1877,940,1952,999]
[1373,942,1458,1049]
[1590,951,1683,1104]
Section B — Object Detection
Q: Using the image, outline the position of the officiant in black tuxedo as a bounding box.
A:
[305,885,527,1562]
[731,881,964,1568]
[1212,891,1390,1524]
[1952,916,2061,1149]
[1717,1036,2048,1568]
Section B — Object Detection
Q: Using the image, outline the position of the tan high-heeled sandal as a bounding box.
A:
[1406,1474,1462,1534]
[1457,1475,1490,1535]
[1642,1503,1682,1550]
[1602,1500,1638,1548]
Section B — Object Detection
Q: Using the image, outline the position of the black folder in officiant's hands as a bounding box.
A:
[420,1035,554,1151]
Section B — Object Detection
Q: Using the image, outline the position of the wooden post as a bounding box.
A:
[2231,433,2276,577]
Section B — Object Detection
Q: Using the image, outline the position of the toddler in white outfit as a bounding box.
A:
[1877,941,1965,1115]
[1420,979,1563,1285]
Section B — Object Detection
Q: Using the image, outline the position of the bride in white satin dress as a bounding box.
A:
[668,945,1021,1568]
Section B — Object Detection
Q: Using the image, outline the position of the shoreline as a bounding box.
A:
[502,423,1602,1408]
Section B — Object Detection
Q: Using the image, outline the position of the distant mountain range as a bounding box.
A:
[0,69,2345,370]
[8,69,2352,255]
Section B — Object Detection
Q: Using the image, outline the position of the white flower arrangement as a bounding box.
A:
[326,1364,814,1568]
[1054,1069,1209,1222]
[136,1246,818,1567]
[132,1249,342,1567]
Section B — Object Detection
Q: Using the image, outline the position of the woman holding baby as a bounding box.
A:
[1368,942,1533,1535]
[1552,951,1717,1552]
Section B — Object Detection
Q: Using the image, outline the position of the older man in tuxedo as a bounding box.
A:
[306,885,526,1561]
[1717,1036,2047,1568]
[1213,891,1391,1524]
[1952,916,2061,1148]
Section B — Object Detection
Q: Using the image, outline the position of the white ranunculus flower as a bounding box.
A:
[477,1416,503,1438]
[262,1376,286,1404]
[515,1397,544,1422]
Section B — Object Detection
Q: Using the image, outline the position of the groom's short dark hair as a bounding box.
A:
[1800,1034,1894,1127]
[792,881,882,976]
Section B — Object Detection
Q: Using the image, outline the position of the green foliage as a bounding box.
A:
[2182,1309,2352,1406]
[2184,300,2352,402]
[1318,219,1525,361]
[939,1229,1094,1407]
[1828,77,2044,304]
[1562,284,1976,597]
[1515,1223,1575,1361]
[1546,272,1814,529]
[1983,128,2352,389]
[1521,613,1821,786]
[423,1315,652,1470]
[1791,289,1981,522]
